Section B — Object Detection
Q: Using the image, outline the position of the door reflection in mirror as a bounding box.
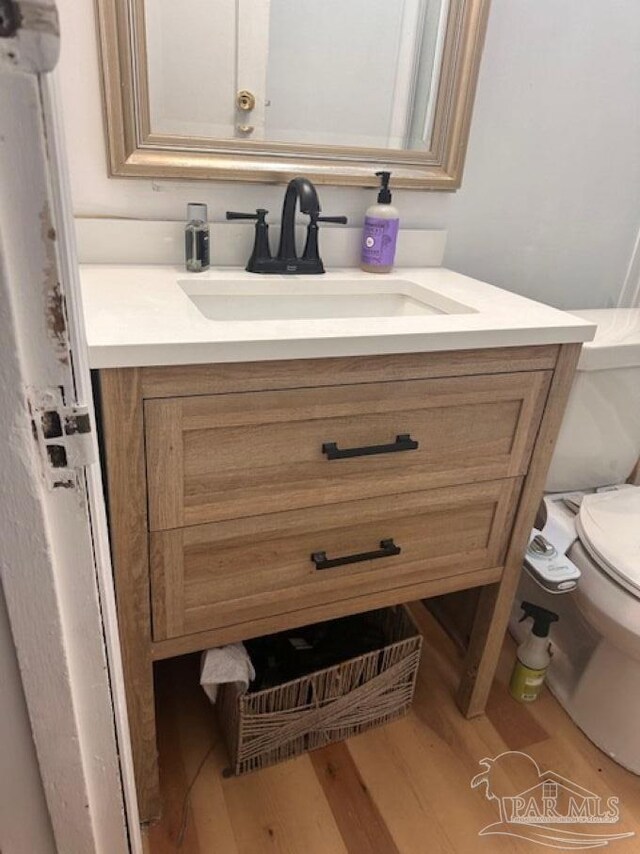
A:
[143,0,448,150]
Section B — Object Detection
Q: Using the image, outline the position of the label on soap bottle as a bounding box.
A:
[361,216,399,267]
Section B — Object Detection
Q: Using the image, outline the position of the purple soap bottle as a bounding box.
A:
[361,171,399,273]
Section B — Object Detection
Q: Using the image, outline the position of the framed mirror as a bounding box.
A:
[96,0,489,189]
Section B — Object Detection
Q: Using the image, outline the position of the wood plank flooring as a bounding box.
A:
[143,602,640,853]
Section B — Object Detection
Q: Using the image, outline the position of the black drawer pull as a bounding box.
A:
[322,433,418,460]
[311,538,401,571]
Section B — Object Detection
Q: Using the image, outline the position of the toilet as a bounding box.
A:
[511,307,640,773]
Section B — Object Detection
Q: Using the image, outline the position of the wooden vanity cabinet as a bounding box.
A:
[97,343,580,822]
[144,371,549,529]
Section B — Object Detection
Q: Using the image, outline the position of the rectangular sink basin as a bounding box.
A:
[179,278,474,322]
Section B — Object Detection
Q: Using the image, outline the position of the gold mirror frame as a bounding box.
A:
[96,0,490,189]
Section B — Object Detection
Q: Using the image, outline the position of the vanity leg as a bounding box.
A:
[99,368,160,822]
[457,581,515,717]
[457,342,581,717]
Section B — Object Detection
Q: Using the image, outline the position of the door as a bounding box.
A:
[144,0,271,140]
[0,3,137,852]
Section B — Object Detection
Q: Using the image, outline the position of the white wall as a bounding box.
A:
[56,0,640,310]
[0,586,56,854]
[445,0,640,310]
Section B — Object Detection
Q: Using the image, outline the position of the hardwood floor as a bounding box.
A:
[143,602,640,853]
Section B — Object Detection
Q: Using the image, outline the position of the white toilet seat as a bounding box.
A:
[576,486,640,598]
[569,487,640,662]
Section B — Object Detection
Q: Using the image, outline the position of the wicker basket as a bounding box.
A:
[217,605,422,776]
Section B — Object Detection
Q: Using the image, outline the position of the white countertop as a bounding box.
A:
[80,265,595,369]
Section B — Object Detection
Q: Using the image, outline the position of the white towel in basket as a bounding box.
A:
[200,643,255,703]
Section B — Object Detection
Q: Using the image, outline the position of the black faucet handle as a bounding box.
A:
[226,208,269,222]
[227,209,272,271]
[316,215,348,225]
[302,213,347,269]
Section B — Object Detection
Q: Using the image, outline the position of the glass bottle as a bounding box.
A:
[185,203,210,272]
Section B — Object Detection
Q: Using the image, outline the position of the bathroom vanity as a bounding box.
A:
[85,265,594,822]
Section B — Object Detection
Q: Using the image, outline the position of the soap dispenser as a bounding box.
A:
[361,171,399,273]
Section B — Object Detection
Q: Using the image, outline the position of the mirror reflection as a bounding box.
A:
[143,0,449,150]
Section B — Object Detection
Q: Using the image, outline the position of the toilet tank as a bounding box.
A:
[547,308,640,493]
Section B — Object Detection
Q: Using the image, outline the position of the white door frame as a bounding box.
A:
[0,3,140,851]
[388,0,425,148]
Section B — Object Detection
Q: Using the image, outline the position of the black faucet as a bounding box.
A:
[277,177,320,265]
[227,177,347,274]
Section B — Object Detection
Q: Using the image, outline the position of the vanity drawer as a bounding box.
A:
[145,371,549,531]
[150,478,521,641]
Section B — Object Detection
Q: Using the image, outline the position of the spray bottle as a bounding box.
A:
[509,601,558,703]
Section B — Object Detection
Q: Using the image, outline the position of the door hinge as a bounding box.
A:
[28,387,95,489]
